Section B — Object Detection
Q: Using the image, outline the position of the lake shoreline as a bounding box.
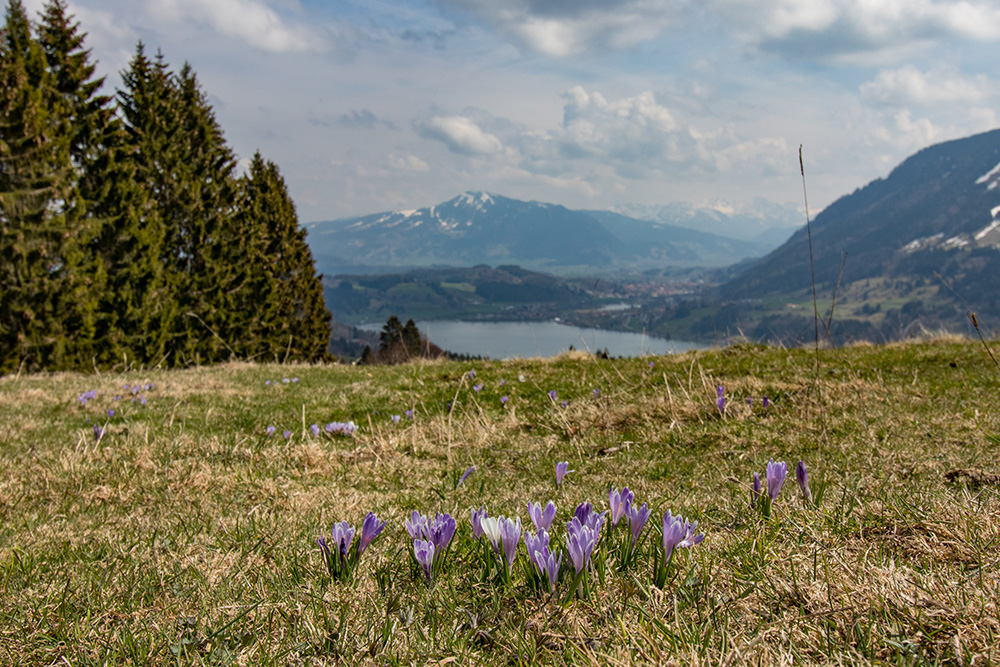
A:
[357,319,706,360]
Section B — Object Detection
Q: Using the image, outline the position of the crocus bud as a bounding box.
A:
[796,460,813,504]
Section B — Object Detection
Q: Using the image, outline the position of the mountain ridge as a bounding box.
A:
[305,192,786,275]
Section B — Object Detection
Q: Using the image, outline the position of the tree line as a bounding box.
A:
[0,0,331,373]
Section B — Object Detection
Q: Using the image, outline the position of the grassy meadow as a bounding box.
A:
[1,338,999,665]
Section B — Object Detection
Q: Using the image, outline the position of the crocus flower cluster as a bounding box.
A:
[325,421,358,435]
[318,511,387,582]
[406,511,457,584]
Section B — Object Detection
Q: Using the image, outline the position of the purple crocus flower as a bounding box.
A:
[752,472,761,505]
[573,502,606,533]
[330,521,356,557]
[560,400,568,408]
[473,384,483,392]
[796,461,813,503]
[310,424,320,436]
[662,510,704,567]
[413,539,435,582]
[499,379,506,387]
[107,409,115,418]
[458,465,475,487]
[500,395,509,405]
[528,501,557,532]
[609,487,634,529]
[524,528,550,568]
[405,409,414,419]
[428,513,457,552]
[592,388,600,398]
[471,507,488,538]
[627,502,651,546]
[467,370,476,380]
[716,386,725,413]
[93,424,105,440]
[404,510,426,541]
[265,380,271,386]
[533,546,561,592]
[499,516,522,573]
[763,396,770,408]
[555,461,571,487]
[566,517,599,574]
[548,390,557,402]
[392,414,401,424]
[282,378,290,384]
[766,459,787,500]
[283,430,292,440]
[649,361,655,369]
[357,512,386,557]
[266,425,276,437]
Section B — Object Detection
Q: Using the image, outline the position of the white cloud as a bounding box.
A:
[150,0,327,53]
[709,0,1000,60]
[388,153,430,172]
[558,86,682,164]
[417,115,504,155]
[860,66,995,106]
[432,0,677,56]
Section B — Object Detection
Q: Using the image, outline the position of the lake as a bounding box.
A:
[360,320,704,359]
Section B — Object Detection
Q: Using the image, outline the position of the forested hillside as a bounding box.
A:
[0,0,331,373]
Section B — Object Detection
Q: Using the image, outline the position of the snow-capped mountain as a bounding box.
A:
[606,198,803,243]
[305,192,771,274]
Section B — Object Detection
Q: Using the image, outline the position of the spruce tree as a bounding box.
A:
[35,0,114,367]
[0,0,81,372]
[230,152,331,361]
[92,42,179,367]
[116,49,240,365]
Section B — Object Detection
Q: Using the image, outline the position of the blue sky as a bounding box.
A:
[32,0,1000,224]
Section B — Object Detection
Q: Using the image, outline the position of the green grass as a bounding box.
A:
[1,338,999,665]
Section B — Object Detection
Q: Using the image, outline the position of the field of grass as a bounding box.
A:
[1,338,999,665]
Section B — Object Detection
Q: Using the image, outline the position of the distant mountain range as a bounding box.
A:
[305,193,796,275]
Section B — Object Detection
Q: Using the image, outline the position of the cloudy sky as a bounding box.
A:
[28,0,1000,223]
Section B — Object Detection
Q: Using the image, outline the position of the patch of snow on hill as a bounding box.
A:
[976,161,1000,190]
[975,219,1000,241]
